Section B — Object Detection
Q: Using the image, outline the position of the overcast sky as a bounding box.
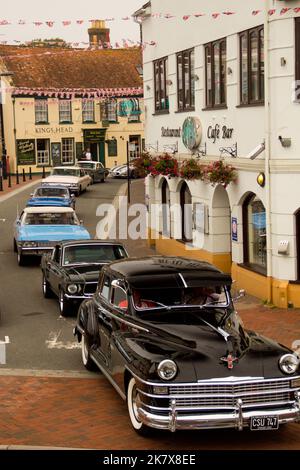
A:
[0,0,144,45]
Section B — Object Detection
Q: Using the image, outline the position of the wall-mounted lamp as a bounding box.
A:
[279,136,291,148]
[227,67,233,75]
[257,172,265,188]
[280,57,287,67]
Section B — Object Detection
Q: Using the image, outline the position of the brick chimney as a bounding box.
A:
[88,20,111,48]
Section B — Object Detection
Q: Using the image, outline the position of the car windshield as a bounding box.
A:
[34,187,69,198]
[132,286,228,310]
[77,162,94,169]
[63,244,127,265]
[23,212,78,225]
[51,168,80,177]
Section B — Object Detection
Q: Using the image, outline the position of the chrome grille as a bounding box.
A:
[37,242,55,248]
[170,379,294,409]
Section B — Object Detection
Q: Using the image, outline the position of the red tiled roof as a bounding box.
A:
[0,46,143,92]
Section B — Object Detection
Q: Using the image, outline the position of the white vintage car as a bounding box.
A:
[43,167,92,196]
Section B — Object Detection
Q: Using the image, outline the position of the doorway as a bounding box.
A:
[90,143,99,162]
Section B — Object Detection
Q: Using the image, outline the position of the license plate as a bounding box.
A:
[250,416,279,431]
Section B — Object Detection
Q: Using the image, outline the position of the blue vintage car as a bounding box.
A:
[26,184,76,209]
[13,206,90,266]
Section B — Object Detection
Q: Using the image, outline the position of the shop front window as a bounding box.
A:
[243,193,267,274]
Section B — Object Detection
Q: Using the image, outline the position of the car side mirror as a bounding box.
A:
[30,193,34,197]
[71,194,75,198]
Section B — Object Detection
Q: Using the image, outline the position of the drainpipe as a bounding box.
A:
[264,1,272,302]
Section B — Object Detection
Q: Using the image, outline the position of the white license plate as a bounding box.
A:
[250,416,279,431]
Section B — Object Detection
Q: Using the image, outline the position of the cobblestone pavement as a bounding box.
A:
[0,180,300,450]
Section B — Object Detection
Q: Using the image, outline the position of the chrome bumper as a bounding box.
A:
[65,293,94,300]
[19,247,54,255]
[138,397,300,432]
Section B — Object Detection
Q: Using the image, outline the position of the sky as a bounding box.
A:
[0,0,144,46]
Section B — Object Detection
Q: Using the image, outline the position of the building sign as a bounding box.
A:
[36,126,74,135]
[161,127,181,138]
[51,142,61,166]
[17,139,36,165]
[182,117,202,151]
[207,124,234,143]
[84,129,106,142]
[232,217,238,242]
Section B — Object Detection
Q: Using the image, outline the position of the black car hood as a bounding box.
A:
[125,322,291,381]
[64,264,105,282]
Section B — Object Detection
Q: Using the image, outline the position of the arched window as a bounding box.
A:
[162,179,171,237]
[243,193,267,274]
[180,182,192,242]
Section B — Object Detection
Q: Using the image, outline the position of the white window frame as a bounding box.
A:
[82,99,95,122]
[35,99,48,124]
[59,100,72,123]
[61,138,74,164]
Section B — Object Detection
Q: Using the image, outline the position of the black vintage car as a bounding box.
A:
[74,256,300,435]
[41,240,128,316]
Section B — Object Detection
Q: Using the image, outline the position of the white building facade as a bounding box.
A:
[134,0,300,307]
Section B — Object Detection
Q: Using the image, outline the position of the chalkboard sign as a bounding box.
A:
[51,142,61,166]
[17,139,36,165]
[76,142,84,161]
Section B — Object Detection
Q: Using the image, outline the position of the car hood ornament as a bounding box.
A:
[220,353,238,370]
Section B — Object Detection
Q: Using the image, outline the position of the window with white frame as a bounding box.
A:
[106,100,118,122]
[128,99,141,122]
[82,99,95,122]
[61,138,74,164]
[36,139,50,166]
[35,99,48,124]
[59,100,72,123]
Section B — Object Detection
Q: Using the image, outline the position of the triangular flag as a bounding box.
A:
[280,8,291,15]
[183,15,191,21]
[252,10,261,16]
[212,13,220,19]
[268,9,276,16]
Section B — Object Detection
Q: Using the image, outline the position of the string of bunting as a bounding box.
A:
[0,8,300,26]
[0,39,156,49]
[2,86,144,98]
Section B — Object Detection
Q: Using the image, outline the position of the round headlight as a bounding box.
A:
[279,354,300,375]
[67,284,78,294]
[157,359,177,381]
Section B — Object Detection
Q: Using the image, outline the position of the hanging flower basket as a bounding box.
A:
[179,159,204,180]
[203,160,237,188]
[149,153,179,178]
[131,152,155,178]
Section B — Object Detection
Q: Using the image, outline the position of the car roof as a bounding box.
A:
[105,256,232,288]
[24,207,74,214]
[56,240,126,248]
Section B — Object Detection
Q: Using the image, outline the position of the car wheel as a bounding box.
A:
[81,333,97,371]
[127,377,151,436]
[59,289,72,317]
[42,275,52,298]
[17,251,25,266]
[13,239,17,253]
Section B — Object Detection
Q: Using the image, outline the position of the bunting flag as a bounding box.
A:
[33,22,43,27]
[212,13,220,19]
[76,20,84,25]
[62,21,71,26]
[46,21,54,27]
[18,20,26,25]
[252,10,261,16]
[183,16,191,21]
[280,8,291,16]
[268,9,276,16]
[223,12,235,16]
